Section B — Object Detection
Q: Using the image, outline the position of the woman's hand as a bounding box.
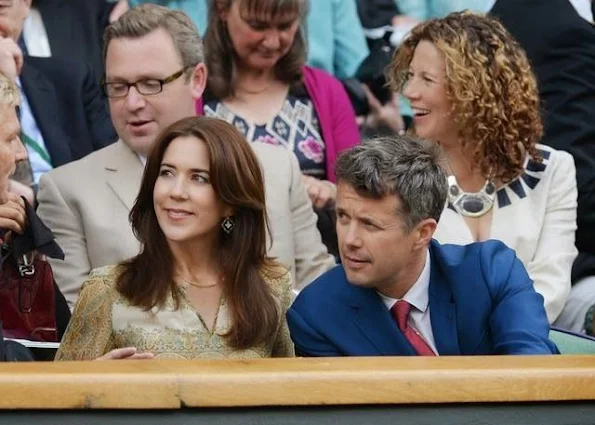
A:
[96,347,154,360]
[302,175,336,209]
[0,191,26,234]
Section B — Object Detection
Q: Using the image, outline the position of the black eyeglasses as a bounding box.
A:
[102,68,188,98]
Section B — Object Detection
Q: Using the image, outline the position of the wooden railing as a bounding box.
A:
[0,356,593,409]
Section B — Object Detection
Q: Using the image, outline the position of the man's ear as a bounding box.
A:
[412,218,437,251]
[189,63,208,101]
[22,0,32,11]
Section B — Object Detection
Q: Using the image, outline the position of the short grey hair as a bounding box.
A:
[334,135,447,231]
[0,72,19,107]
[104,4,203,75]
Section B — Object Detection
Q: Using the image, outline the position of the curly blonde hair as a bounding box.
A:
[387,11,542,183]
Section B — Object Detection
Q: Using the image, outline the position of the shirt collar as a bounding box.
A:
[378,249,431,313]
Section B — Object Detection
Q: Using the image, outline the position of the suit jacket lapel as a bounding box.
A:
[104,140,144,211]
[348,285,416,356]
[20,61,72,167]
[428,242,461,355]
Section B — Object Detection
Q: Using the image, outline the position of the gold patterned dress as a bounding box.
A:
[55,265,295,360]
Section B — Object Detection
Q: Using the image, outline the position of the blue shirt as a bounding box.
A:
[16,78,52,184]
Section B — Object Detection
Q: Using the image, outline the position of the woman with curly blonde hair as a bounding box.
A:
[387,11,578,325]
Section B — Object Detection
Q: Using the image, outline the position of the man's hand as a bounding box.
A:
[0,192,26,234]
[0,37,23,80]
[96,347,155,360]
[302,175,336,209]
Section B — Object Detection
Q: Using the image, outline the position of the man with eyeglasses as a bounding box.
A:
[36,4,335,316]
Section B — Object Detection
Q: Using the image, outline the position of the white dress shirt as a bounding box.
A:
[569,0,594,22]
[378,249,438,355]
[23,7,52,57]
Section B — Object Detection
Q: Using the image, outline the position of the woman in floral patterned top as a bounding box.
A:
[56,117,294,360]
[198,0,360,210]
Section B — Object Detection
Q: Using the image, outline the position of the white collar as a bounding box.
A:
[378,249,431,313]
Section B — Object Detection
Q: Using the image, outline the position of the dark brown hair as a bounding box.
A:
[387,11,542,183]
[117,116,283,350]
[204,0,308,99]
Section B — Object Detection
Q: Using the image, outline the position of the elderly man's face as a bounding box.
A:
[104,28,206,156]
[335,181,426,296]
[0,0,30,41]
[0,104,27,203]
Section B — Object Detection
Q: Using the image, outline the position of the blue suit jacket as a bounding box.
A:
[287,239,558,356]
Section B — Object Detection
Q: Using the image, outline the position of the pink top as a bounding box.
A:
[195,66,360,182]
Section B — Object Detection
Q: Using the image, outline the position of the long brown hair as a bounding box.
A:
[204,0,308,99]
[387,11,542,183]
[117,116,282,350]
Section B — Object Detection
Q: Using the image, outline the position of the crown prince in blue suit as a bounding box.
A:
[287,136,558,356]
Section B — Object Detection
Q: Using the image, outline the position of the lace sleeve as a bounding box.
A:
[54,274,117,361]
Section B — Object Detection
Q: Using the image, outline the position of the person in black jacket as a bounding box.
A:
[0,72,51,361]
[490,0,595,335]
[0,0,117,193]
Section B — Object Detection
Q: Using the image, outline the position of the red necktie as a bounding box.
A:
[391,300,436,356]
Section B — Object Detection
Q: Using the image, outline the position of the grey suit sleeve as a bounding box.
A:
[287,151,336,290]
[37,173,92,310]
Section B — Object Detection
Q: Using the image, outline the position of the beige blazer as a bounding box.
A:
[37,140,335,309]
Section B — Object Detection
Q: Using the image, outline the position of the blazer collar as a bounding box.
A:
[344,241,462,356]
[346,278,416,356]
[104,140,144,211]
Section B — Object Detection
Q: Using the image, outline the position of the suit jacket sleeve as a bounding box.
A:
[287,302,343,357]
[37,172,92,310]
[526,151,577,323]
[482,242,559,354]
[55,275,116,361]
[287,150,336,290]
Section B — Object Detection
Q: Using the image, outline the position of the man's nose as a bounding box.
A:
[14,136,28,162]
[342,223,362,248]
[124,86,146,110]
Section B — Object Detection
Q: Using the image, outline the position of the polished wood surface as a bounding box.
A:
[0,356,594,409]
